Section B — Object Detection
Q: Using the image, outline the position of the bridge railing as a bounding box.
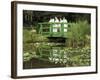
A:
[38,22,72,38]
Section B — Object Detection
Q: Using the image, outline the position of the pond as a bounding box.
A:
[23,42,91,69]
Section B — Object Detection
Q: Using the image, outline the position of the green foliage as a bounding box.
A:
[31,34,49,42]
[23,44,91,66]
[64,47,91,66]
[23,28,49,43]
[67,20,90,48]
[23,29,32,43]
[23,20,91,67]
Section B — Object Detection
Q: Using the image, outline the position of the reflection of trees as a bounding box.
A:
[24,45,91,67]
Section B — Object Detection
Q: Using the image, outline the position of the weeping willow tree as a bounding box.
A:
[66,20,90,48]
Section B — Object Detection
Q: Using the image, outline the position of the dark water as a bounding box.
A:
[23,44,91,69]
[23,58,66,69]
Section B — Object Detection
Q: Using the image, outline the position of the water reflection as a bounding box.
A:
[23,43,91,69]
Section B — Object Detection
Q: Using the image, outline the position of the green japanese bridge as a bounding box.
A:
[37,22,70,38]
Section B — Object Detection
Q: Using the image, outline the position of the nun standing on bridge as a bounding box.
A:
[60,17,68,32]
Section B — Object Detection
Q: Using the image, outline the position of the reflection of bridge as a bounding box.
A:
[24,47,69,69]
[24,47,69,64]
[36,47,68,64]
[23,45,91,69]
[37,22,71,38]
